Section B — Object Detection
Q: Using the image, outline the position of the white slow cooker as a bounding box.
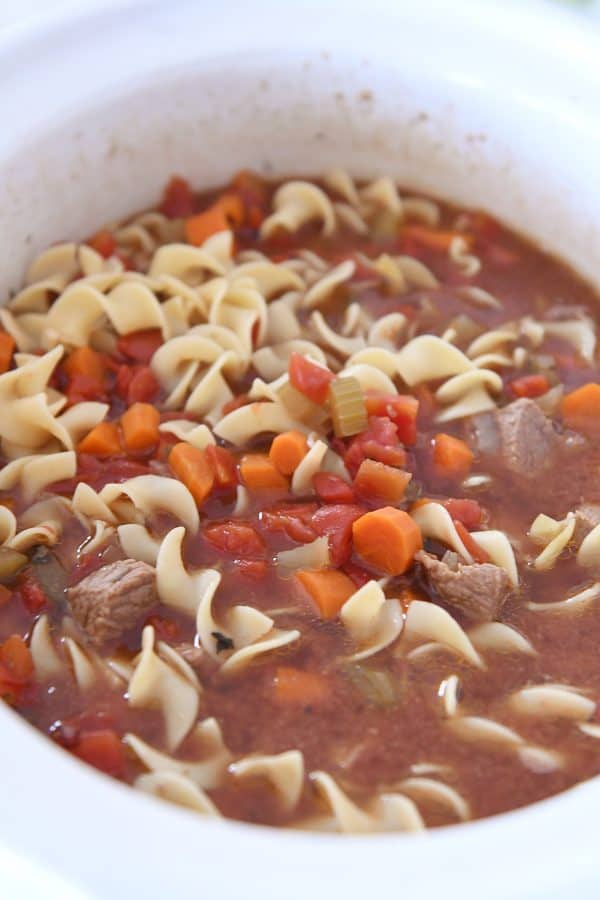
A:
[0,1,599,897]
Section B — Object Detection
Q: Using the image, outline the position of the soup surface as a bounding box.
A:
[1,171,600,831]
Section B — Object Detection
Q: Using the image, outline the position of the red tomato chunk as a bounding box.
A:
[288,353,334,405]
[312,472,355,505]
[312,504,367,566]
[443,498,483,530]
[117,330,163,364]
[204,522,265,558]
[72,730,126,778]
[364,393,419,445]
[343,416,407,477]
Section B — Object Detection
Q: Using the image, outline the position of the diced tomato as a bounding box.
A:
[312,504,367,567]
[126,366,160,404]
[66,373,108,406]
[509,374,550,399]
[484,243,519,267]
[205,445,238,490]
[454,520,490,564]
[117,329,163,365]
[364,393,419,445]
[0,635,33,682]
[443,498,483,530]
[344,416,407,477]
[261,503,318,544]
[221,394,250,416]
[72,729,126,778]
[288,352,334,405]
[87,229,117,259]
[342,560,373,588]
[204,522,265,558]
[161,175,195,218]
[145,615,179,642]
[236,559,268,581]
[312,472,355,505]
[19,575,48,614]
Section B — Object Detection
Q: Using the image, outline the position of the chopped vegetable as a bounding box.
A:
[312,472,355,505]
[0,549,28,583]
[204,445,238,490]
[561,382,600,434]
[269,430,309,476]
[122,366,160,404]
[353,459,412,505]
[86,229,117,258]
[63,346,106,383]
[77,422,122,457]
[117,329,163,364]
[295,568,356,619]
[184,194,244,246]
[0,331,15,374]
[453,521,491,564]
[364,393,418,445]
[288,353,334,405]
[161,175,195,218]
[273,666,331,705]
[121,402,161,452]
[401,225,473,252]
[261,503,318,543]
[443,498,483,530]
[312,504,367,567]
[329,376,368,438]
[0,635,33,682]
[204,522,265,557]
[344,665,398,708]
[433,433,474,479]
[352,507,422,575]
[509,374,551,399]
[344,416,407,477]
[239,453,289,491]
[169,442,215,507]
[72,729,126,777]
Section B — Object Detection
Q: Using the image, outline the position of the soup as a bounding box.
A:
[0,170,599,832]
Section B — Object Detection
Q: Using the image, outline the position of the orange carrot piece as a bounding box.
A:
[239,453,289,491]
[401,225,473,252]
[295,568,356,619]
[433,433,474,478]
[269,430,309,476]
[63,346,105,381]
[0,332,15,374]
[352,507,422,575]
[273,666,331,705]
[184,194,245,246]
[77,421,122,456]
[169,442,215,507]
[121,402,160,452]
[0,635,33,681]
[353,459,412,504]
[561,383,600,434]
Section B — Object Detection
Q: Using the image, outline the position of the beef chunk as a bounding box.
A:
[574,504,600,543]
[416,549,512,623]
[68,559,157,646]
[468,398,558,477]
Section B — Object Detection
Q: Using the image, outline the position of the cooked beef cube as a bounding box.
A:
[574,504,600,543]
[67,558,157,646]
[468,398,558,477]
[416,549,512,623]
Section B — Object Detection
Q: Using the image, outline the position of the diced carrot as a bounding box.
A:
[239,453,289,491]
[63,346,106,382]
[509,374,550,399]
[269,430,309,476]
[288,353,334,405]
[401,225,473,252]
[0,635,33,682]
[0,331,15,374]
[295,568,356,619]
[273,666,331,705]
[72,729,125,778]
[117,329,163,364]
[204,445,238,489]
[561,383,600,435]
[453,520,491,564]
[0,585,12,608]
[352,507,422,575]
[432,433,474,478]
[169,442,215,507]
[353,459,412,505]
[121,402,160,452]
[86,229,117,258]
[77,421,122,456]
[184,194,244,246]
[313,472,355,504]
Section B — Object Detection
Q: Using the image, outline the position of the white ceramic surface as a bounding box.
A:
[0,1,599,898]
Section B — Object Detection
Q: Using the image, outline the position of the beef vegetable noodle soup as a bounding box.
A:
[1,171,600,832]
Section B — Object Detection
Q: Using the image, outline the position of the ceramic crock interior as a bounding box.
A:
[0,2,600,898]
